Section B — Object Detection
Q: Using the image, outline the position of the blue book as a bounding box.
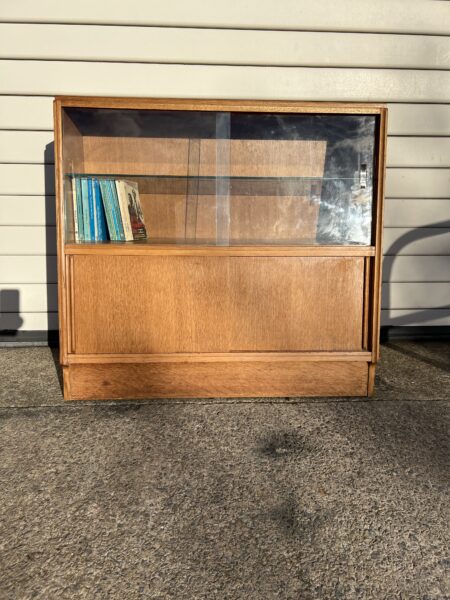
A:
[108,179,125,241]
[106,179,119,240]
[99,179,116,240]
[75,177,84,241]
[87,179,95,241]
[80,178,91,242]
[107,180,120,240]
[93,179,108,241]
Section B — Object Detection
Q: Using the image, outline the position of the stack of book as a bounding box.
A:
[70,176,147,242]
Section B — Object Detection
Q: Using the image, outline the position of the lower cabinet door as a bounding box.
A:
[70,255,365,354]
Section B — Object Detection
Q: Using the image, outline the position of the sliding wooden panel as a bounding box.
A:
[71,255,364,354]
[229,256,364,351]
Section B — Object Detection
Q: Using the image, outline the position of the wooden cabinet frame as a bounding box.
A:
[54,97,387,400]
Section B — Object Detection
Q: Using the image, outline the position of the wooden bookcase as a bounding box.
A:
[54,97,387,400]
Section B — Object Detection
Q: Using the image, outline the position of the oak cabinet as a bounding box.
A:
[54,97,387,400]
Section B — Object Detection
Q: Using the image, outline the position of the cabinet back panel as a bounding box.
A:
[139,194,320,242]
[71,255,364,353]
[81,137,326,177]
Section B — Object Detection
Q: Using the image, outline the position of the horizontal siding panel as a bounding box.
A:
[1,24,449,70]
[0,226,56,255]
[382,256,450,283]
[381,283,450,309]
[0,283,57,311]
[381,309,450,327]
[5,132,450,169]
[387,105,450,137]
[0,131,54,163]
[385,169,450,198]
[0,196,56,226]
[0,96,54,131]
[1,61,449,103]
[0,164,52,195]
[387,138,450,168]
[383,228,450,255]
[2,97,450,137]
[1,0,449,35]
[384,200,450,228]
[0,312,58,331]
[0,256,57,283]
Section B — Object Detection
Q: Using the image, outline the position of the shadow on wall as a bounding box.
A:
[381,221,450,340]
[0,290,24,336]
[0,143,58,344]
[46,142,58,343]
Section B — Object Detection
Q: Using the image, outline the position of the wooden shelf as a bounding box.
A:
[64,243,376,257]
[67,351,373,364]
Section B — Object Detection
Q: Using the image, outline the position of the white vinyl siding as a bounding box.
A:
[1,1,449,331]
[1,0,448,35]
[1,24,449,70]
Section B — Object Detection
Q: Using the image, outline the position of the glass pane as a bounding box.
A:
[62,107,376,245]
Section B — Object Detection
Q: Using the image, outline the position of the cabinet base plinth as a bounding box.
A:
[63,359,371,400]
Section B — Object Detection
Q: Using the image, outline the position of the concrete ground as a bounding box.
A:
[0,341,449,600]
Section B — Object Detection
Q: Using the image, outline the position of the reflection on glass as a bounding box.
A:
[63,108,377,246]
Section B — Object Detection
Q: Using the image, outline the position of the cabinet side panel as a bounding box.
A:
[54,100,67,363]
[371,108,388,361]
[72,255,364,354]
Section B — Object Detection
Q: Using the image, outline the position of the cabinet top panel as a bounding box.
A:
[55,96,386,115]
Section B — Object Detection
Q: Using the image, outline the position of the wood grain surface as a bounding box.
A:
[67,351,372,363]
[53,98,385,399]
[70,255,364,354]
[65,244,376,257]
[65,360,369,399]
[56,96,386,114]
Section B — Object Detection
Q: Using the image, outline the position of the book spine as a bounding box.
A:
[123,180,147,240]
[92,180,98,241]
[81,178,91,242]
[109,179,125,241]
[106,180,119,240]
[94,179,108,241]
[99,179,116,240]
[87,178,96,241]
[75,177,84,241]
[115,180,133,241]
[71,176,79,241]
